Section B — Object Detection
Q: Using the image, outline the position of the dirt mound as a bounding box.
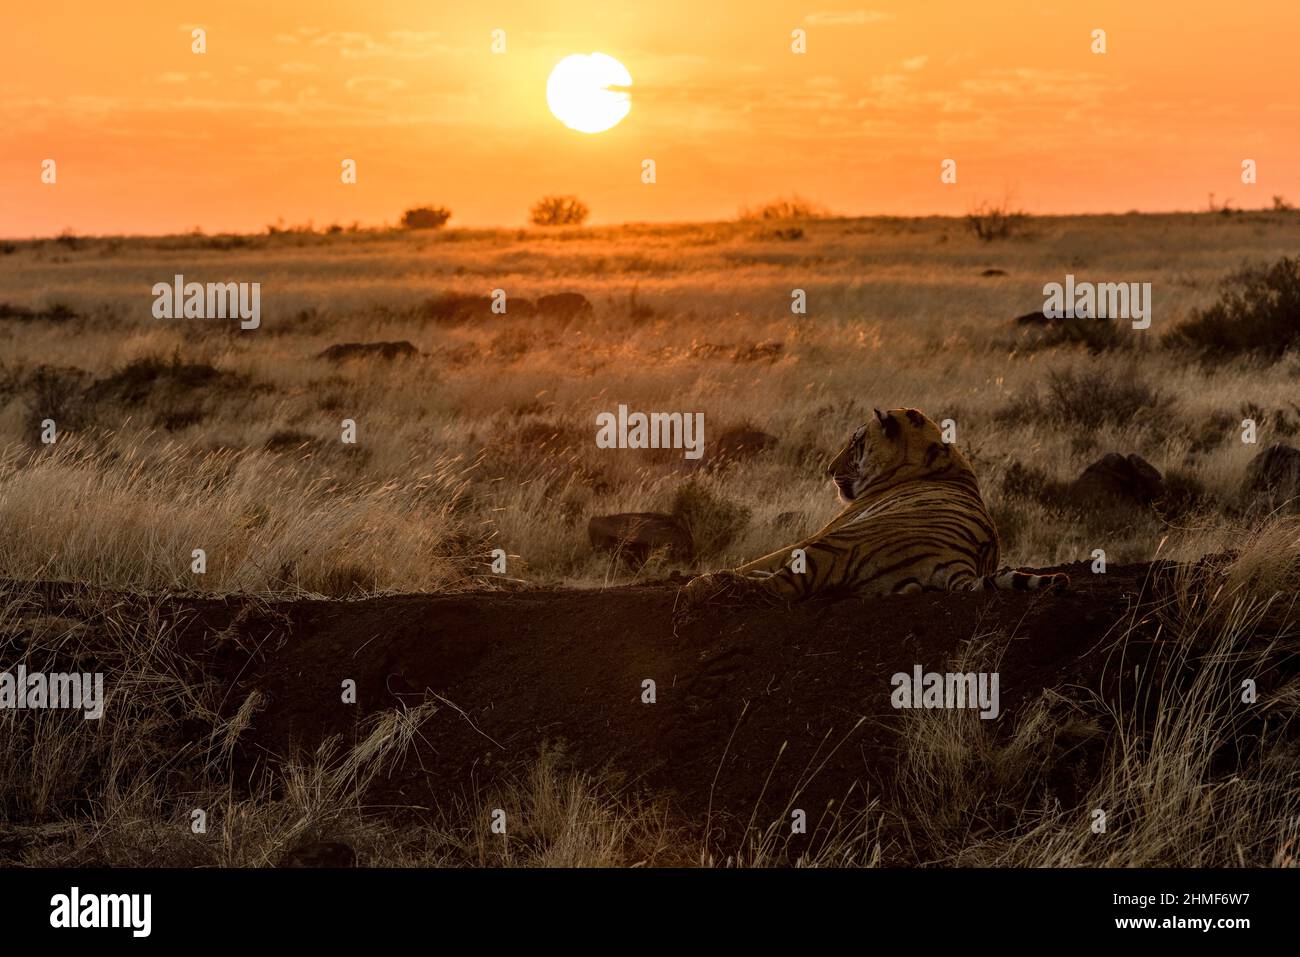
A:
[87,559,1182,839]
[0,302,78,323]
[83,357,247,406]
[535,292,593,319]
[1069,452,1165,507]
[317,341,419,362]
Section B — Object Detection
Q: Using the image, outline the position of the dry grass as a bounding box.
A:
[3,212,1299,595]
[2,212,1299,866]
[889,518,1300,867]
[3,516,1295,867]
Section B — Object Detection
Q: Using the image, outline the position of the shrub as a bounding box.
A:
[967,200,1027,241]
[1000,462,1058,503]
[400,206,452,230]
[1014,314,1131,354]
[668,480,750,561]
[1158,467,1214,517]
[25,365,90,430]
[998,368,1168,430]
[529,196,589,227]
[1166,257,1300,357]
[739,196,830,221]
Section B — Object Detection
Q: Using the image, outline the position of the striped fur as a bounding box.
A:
[683,408,1067,607]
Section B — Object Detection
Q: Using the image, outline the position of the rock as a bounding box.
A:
[424,294,494,325]
[587,512,693,565]
[316,340,418,362]
[503,297,535,317]
[1244,443,1300,505]
[1069,453,1164,506]
[711,427,778,462]
[281,841,356,868]
[536,292,593,320]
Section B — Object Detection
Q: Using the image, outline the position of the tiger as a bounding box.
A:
[680,407,1067,608]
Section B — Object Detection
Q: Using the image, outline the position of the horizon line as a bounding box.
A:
[3,203,1291,243]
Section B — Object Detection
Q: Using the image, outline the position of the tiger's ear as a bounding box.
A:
[874,408,900,440]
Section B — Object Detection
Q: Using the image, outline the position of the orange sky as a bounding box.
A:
[2,0,1297,236]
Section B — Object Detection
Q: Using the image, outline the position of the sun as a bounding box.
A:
[546,53,631,134]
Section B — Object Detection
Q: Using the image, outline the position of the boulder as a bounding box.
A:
[536,292,593,320]
[424,294,494,325]
[316,340,418,362]
[1244,443,1300,505]
[587,512,693,565]
[1069,453,1164,506]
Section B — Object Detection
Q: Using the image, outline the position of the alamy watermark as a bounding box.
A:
[0,666,105,719]
[152,274,260,329]
[1042,274,1151,329]
[595,404,705,460]
[50,887,150,937]
[891,665,1000,719]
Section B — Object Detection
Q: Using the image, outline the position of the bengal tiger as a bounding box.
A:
[681,407,1067,608]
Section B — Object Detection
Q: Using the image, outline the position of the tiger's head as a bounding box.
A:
[826,408,967,503]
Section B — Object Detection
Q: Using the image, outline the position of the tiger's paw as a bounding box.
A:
[677,570,748,616]
[682,571,733,606]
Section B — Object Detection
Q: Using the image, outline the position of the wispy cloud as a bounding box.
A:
[273,28,450,59]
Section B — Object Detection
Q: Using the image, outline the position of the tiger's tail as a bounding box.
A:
[980,567,1069,592]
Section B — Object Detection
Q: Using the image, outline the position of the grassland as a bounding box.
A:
[2,211,1299,868]
[2,210,1298,596]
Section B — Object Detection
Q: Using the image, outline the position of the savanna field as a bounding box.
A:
[2,210,1300,868]
[2,210,1300,595]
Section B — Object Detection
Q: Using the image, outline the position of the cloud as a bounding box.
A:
[256,78,282,94]
[310,29,446,59]
[805,10,895,26]
[957,68,1123,102]
[155,72,188,84]
[901,55,928,71]
[279,62,318,74]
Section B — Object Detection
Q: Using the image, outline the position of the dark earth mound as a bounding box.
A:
[21,559,1189,843]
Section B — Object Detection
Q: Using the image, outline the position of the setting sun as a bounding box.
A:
[546,52,631,134]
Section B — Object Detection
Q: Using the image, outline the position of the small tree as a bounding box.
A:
[966,199,1027,241]
[530,195,589,226]
[401,206,452,230]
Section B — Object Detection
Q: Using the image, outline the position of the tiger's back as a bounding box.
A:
[793,468,1000,597]
[682,408,1065,608]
